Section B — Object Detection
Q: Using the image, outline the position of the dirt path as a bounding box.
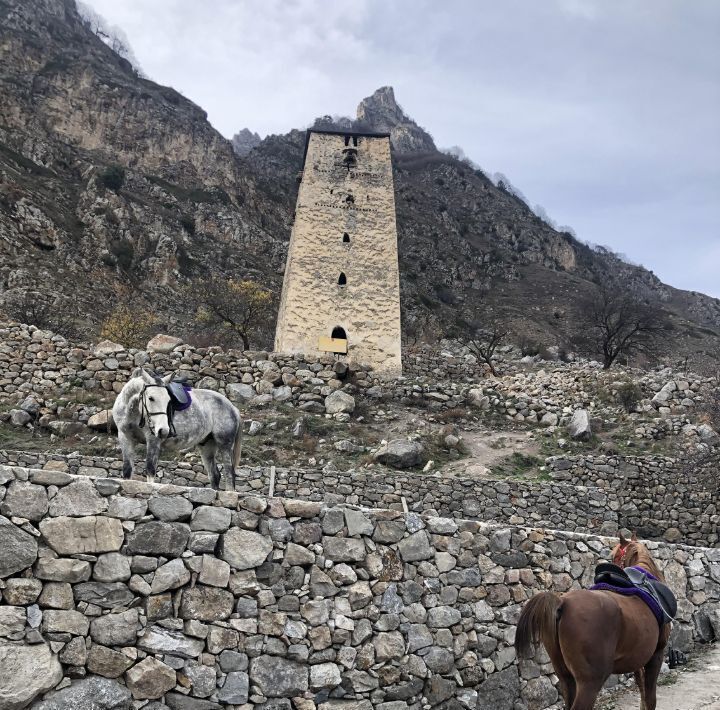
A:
[601,645,720,710]
[442,429,540,476]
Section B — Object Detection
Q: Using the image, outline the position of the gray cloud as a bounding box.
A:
[84,0,720,297]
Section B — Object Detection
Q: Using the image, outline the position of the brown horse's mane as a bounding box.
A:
[610,539,665,582]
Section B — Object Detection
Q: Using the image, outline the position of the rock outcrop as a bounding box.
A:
[356,86,437,153]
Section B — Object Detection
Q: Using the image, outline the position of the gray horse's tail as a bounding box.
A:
[231,417,242,489]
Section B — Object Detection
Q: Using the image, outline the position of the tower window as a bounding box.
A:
[345,194,355,204]
[332,326,347,340]
[344,135,351,146]
[352,136,358,147]
[342,233,350,243]
[338,272,347,286]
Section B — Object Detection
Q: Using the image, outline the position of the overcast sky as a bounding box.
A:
[84,0,720,298]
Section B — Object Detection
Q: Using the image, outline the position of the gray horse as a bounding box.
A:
[112,368,242,489]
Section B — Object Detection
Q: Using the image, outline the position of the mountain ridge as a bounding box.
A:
[1,0,718,366]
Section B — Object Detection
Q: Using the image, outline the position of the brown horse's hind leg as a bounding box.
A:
[642,648,665,710]
[545,643,575,708]
[570,680,605,710]
[634,669,647,710]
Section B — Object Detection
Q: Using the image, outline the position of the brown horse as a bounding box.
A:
[515,533,671,710]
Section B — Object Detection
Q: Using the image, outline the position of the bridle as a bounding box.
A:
[138,383,176,438]
[614,543,630,567]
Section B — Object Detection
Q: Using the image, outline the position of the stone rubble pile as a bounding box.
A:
[0,464,718,710]
[2,323,716,437]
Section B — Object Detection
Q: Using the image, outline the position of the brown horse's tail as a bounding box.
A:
[230,418,242,489]
[515,592,563,659]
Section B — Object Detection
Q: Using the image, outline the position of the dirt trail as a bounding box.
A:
[442,429,540,477]
[602,645,720,710]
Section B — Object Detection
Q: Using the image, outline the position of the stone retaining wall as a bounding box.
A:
[548,455,719,546]
[1,449,716,548]
[0,464,718,709]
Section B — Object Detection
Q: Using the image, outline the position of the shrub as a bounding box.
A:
[100,304,157,348]
[99,165,125,191]
[616,382,643,412]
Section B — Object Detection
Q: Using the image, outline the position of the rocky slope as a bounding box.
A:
[1,0,718,365]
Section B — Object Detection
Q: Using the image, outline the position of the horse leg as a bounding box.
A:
[545,638,576,708]
[634,669,647,710]
[642,648,665,710]
[145,437,161,484]
[199,441,221,490]
[569,680,604,710]
[118,430,136,480]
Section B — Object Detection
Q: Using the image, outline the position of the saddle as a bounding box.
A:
[592,563,677,625]
[167,379,192,411]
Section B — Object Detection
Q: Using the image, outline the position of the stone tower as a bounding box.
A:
[274,129,402,376]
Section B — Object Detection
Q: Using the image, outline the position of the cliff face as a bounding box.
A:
[357,86,436,154]
[0,0,718,362]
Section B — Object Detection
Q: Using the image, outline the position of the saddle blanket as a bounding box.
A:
[590,566,668,625]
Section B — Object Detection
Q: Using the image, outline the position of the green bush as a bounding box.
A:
[616,382,643,412]
[100,165,125,191]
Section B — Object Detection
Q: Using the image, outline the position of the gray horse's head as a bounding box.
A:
[134,368,174,439]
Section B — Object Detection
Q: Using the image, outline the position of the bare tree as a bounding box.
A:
[454,304,508,376]
[184,278,275,350]
[575,283,670,369]
[3,290,80,339]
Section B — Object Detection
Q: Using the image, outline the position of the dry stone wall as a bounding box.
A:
[1,449,716,548]
[1,322,715,426]
[0,464,719,710]
[547,455,719,546]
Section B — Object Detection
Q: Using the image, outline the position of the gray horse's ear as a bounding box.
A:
[161,373,174,385]
[132,367,144,379]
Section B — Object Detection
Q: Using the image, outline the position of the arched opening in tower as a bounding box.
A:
[342,233,350,243]
[338,272,347,286]
[331,326,347,340]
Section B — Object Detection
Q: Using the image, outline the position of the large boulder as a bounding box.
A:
[0,515,38,577]
[0,643,63,709]
[146,334,183,354]
[227,383,256,402]
[566,409,591,441]
[324,390,355,415]
[34,676,131,710]
[88,410,115,432]
[373,439,425,469]
[94,340,125,357]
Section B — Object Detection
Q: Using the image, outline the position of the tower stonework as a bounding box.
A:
[274,130,402,376]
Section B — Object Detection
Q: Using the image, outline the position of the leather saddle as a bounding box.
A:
[593,563,677,623]
[167,379,191,409]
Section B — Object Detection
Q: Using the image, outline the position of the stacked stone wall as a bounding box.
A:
[0,464,718,709]
[1,449,717,549]
[547,455,719,546]
[1,322,714,425]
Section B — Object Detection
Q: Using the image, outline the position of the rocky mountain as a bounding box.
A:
[231,128,262,157]
[1,0,719,366]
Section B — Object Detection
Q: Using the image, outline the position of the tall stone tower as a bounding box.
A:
[274,129,402,376]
